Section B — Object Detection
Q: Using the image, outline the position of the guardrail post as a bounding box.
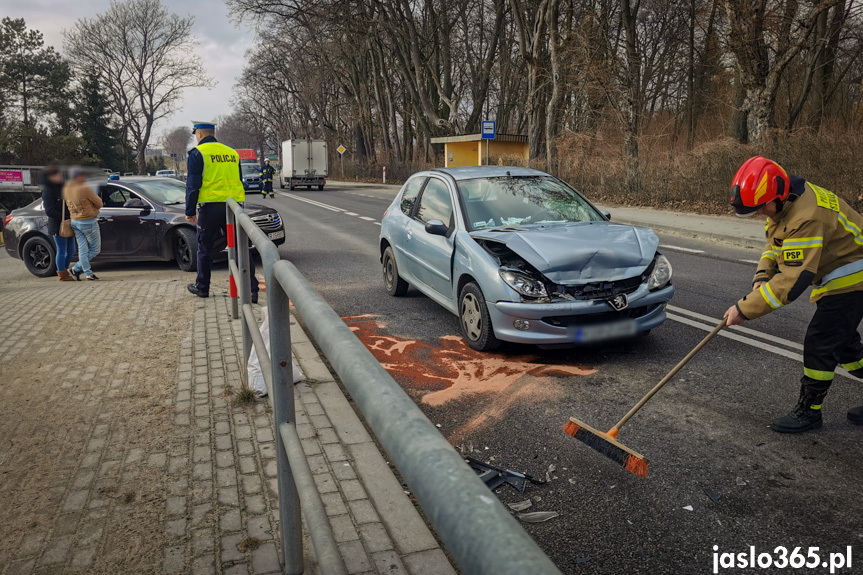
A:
[236,218,252,377]
[268,277,303,573]
[226,205,238,320]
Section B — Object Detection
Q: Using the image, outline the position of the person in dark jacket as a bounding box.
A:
[41,166,76,281]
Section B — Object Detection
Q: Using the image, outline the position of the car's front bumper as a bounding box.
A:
[486,284,674,344]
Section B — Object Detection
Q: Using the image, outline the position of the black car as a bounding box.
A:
[2,176,285,278]
[241,163,262,192]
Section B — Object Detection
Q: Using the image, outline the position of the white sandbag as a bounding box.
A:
[247,307,305,397]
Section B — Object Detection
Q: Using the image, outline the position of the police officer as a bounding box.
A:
[724,156,863,433]
[260,159,276,198]
[185,120,259,303]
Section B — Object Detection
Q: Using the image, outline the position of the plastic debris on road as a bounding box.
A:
[735,477,747,486]
[682,505,694,511]
[704,488,721,502]
[507,500,532,512]
[517,511,559,523]
[572,557,591,565]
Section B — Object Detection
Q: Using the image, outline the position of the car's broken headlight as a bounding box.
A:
[647,254,672,290]
[500,270,548,298]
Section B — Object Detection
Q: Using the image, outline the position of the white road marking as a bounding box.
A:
[281,192,383,226]
[374,222,382,226]
[666,310,854,380]
[740,259,760,264]
[667,305,804,351]
[281,193,345,212]
[660,245,704,254]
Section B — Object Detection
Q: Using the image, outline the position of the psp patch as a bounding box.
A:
[784,249,804,262]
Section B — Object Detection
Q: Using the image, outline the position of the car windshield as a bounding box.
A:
[242,164,261,176]
[134,178,187,205]
[458,176,603,231]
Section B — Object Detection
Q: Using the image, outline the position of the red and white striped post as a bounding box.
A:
[226,221,238,319]
[383,166,386,184]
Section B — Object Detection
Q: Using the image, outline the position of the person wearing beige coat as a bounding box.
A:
[62,168,103,280]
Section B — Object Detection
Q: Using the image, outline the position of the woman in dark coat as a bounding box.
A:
[41,166,76,281]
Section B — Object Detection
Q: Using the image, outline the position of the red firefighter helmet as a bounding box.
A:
[730,156,790,216]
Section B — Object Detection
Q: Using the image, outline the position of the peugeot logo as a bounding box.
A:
[608,294,628,311]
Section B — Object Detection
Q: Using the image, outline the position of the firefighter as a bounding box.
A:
[724,156,863,433]
[260,159,276,198]
[185,120,259,303]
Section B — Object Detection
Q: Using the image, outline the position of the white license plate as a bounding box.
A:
[268,230,285,240]
[573,320,637,343]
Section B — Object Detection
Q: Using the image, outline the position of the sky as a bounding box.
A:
[4,0,258,146]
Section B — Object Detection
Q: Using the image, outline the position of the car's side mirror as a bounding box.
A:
[425,219,449,236]
[600,210,611,220]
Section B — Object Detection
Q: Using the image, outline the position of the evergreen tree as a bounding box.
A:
[76,72,122,170]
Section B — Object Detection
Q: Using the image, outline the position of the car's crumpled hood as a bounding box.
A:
[470,222,658,283]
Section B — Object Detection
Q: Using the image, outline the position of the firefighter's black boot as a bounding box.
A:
[848,406,863,425]
[771,386,827,433]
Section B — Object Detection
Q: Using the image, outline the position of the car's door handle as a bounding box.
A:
[98,217,112,223]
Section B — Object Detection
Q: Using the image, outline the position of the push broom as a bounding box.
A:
[563,318,727,478]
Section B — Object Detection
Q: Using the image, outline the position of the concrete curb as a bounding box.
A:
[610,216,765,250]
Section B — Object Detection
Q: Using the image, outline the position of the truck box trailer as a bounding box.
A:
[280,140,328,190]
[236,149,258,164]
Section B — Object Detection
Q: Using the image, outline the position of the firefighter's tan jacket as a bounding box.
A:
[737,180,863,320]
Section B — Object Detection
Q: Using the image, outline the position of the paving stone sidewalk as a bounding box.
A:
[0,271,454,575]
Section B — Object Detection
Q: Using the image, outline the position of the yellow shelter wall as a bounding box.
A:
[445,142,480,167]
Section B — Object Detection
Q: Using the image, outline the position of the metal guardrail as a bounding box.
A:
[225,198,561,575]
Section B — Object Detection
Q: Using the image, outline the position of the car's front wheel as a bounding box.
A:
[174,227,198,272]
[22,236,56,278]
[382,246,408,296]
[459,282,500,351]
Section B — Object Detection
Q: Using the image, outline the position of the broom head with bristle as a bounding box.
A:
[563,417,649,478]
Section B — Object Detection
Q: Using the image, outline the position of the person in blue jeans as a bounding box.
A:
[63,167,103,280]
[40,166,76,281]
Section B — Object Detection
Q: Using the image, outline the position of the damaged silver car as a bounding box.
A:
[379,166,674,351]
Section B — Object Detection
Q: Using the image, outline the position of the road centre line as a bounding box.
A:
[660,245,704,254]
[281,192,381,225]
[281,192,345,212]
[667,305,804,351]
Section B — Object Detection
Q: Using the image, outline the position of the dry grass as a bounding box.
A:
[339,130,863,215]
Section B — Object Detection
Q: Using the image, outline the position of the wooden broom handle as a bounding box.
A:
[610,318,728,434]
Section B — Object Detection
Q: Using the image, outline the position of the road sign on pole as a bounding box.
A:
[482,121,495,165]
[481,121,496,139]
[337,145,347,179]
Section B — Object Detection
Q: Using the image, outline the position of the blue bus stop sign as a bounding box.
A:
[481,121,496,139]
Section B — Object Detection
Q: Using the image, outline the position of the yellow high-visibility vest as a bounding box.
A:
[196,142,245,203]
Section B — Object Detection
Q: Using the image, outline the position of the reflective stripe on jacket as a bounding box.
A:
[738,181,863,320]
[196,142,245,203]
[260,165,275,183]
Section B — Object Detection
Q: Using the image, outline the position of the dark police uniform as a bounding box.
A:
[260,162,276,198]
[186,134,259,299]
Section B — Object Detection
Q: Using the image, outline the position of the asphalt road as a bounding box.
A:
[264,184,862,575]
[4,183,859,574]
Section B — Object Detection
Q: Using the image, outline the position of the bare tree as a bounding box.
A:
[64,0,213,174]
[161,125,191,162]
[725,0,840,143]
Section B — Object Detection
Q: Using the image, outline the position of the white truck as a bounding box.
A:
[280,140,328,190]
